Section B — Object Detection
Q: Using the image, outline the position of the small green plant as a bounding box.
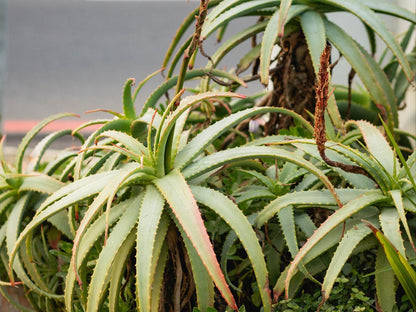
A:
[0,114,85,311]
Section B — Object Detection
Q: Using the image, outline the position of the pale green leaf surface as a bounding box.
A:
[26,129,84,173]
[0,194,16,217]
[44,151,78,177]
[375,246,397,312]
[73,119,132,179]
[97,130,149,159]
[108,229,136,312]
[360,0,416,23]
[259,7,280,85]
[154,169,237,309]
[278,0,292,37]
[48,211,73,239]
[39,170,121,212]
[170,110,191,169]
[285,138,390,192]
[174,215,214,311]
[390,190,415,252]
[191,186,272,311]
[175,108,313,170]
[72,164,143,272]
[7,195,62,298]
[19,174,64,194]
[322,0,413,80]
[156,92,244,174]
[203,0,244,30]
[86,196,142,312]
[87,229,137,312]
[182,145,340,206]
[286,192,387,292]
[201,0,277,39]
[147,213,170,312]
[322,223,372,300]
[300,10,326,75]
[15,113,78,173]
[295,213,316,238]
[259,4,309,83]
[136,185,165,312]
[355,120,399,177]
[64,197,138,312]
[380,208,405,256]
[122,78,137,120]
[8,169,132,290]
[150,241,169,312]
[278,205,297,257]
[291,140,377,189]
[367,222,416,307]
[0,221,7,247]
[325,20,398,128]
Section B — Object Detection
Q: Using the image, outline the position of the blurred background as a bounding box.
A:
[0,0,414,147]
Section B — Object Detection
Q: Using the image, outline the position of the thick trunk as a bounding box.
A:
[0,287,32,312]
[265,31,316,134]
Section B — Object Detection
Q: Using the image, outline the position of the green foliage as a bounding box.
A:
[164,0,415,129]
[1,0,415,311]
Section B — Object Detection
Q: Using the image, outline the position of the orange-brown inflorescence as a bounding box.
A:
[314,44,373,180]
[314,44,331,157]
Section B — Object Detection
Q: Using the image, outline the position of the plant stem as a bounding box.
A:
[165,0,209,173]
[174,0,209,97]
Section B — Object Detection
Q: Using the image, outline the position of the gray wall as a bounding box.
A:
[2,0,415,133]
[0,0,5,129]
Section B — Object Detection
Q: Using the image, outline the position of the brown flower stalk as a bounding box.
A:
[314,44,373,179]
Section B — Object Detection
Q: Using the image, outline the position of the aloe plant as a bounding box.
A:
[5,73,334,311]
[251,119,416,309]
[0,113,85,311]
[1,1,415,311]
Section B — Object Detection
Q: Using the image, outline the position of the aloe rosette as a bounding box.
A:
[0,113,85,311]
[251,120,415,309]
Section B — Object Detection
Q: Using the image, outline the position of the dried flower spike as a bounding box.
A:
[314,44,373,180]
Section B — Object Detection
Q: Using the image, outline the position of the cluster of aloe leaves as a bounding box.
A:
[0,0,415,311]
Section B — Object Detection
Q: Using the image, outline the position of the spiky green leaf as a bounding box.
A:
[286,192,387,293]
[154,169,237,310]
[300,10,326,75]
[191,186,272,311]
